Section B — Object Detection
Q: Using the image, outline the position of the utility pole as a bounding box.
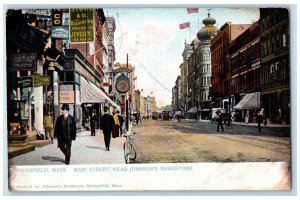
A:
[126,53,129,131]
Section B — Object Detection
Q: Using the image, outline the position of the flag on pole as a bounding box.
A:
[179,22,190,29]
[187,8,199,14]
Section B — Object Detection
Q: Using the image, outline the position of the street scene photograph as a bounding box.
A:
[4,6,292,191]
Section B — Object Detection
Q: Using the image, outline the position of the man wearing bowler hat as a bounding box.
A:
[54,103,76,165]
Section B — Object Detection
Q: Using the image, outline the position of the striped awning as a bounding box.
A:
[186,106,197,113]
[233,92,260,110]
[80,77,120,110]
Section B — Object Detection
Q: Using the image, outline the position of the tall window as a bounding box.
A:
[203,51,210,61]
[283,33,287,47]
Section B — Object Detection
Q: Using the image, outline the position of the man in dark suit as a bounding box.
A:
[257,111,263,132]
[217,111,224,132]
[54,104,76,165]
[90,111,97,136]
[100,106,115,151]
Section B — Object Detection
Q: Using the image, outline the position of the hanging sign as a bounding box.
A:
[32,73,50,87]
[115,73,130,93]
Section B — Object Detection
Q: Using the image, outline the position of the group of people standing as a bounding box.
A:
[43,103,128,165]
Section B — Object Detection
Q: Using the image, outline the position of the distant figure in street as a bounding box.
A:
[117,111,124,136]
[90,111,97,136]
[176,111,182,122]
[100,107,115,151]
[261,108,268,126]
[135,112,140,125]
[257,111,263,132]
[43,112,54,143]
[138,112,142,124]
[227,112,232,127]
[217,111,224,132]
[54,104,76,165]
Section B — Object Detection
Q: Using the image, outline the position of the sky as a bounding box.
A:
[105,8,260,107]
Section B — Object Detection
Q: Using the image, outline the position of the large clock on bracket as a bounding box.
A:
[115,73,130,93]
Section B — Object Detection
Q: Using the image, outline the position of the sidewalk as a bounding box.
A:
[8,130,126,165]
[185,119,290,128]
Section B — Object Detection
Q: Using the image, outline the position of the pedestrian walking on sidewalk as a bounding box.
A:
[112,112,120,138]
[100,106,115,151]
[54,104,76,165]
[117,111,124,136]
[217,111,224,132]
[43,112,54,143]
[90,111,97,136]
[257,111,263,132]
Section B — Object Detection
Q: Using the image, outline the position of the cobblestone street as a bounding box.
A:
[131,120,291,163]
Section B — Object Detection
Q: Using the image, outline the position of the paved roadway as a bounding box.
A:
[131,120,291,163]
[8,130,126,165]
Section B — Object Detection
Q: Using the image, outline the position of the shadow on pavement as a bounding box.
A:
[42,156,65,163]
[86,146,107,151]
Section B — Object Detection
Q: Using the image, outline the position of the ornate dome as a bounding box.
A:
[197,13,218,40]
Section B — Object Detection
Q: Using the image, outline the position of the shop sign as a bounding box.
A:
[52,9,62,26]
[64,59,74,71]
[8,53,37,71]
[114,67,132,74]
[120,100,125,109]
[75,62,95,84]
[23,9,51,17]
[17,77,33,88]
[32,73,50,87]
[70,9,94,42]
[51,26,69,39]
[60,91,75,103]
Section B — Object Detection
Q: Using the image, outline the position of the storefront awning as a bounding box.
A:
[80,77,120,110]
[186,106,197,113]
[233,92,260,110]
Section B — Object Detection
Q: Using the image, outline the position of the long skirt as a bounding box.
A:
[112,125,119,138]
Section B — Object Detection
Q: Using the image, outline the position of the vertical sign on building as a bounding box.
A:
[70,9,94,42]
[52,9,62,26]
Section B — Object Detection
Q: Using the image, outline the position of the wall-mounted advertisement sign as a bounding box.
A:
[51,26,69,39]
[8,53,37,71]
[60,91,75,103]
[70,9,94,42]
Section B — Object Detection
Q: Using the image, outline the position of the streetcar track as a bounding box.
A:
[211,134,290,155]
[161,122,291,155]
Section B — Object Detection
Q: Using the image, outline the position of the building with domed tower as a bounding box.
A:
[181,10,218,120]
[196,11,218,120]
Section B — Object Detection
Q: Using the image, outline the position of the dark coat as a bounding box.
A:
[54,114,76,148]
[117,115,125,126]
[217,113,223,124]
[257,114,263,123]
[100,113,115,133]
[90,114,97,128]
